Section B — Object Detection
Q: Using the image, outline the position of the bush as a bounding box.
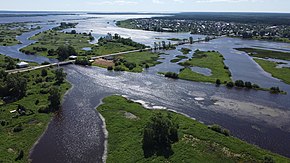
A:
[164,72,179,79]
[226,82,234,88]
[107,66,113,71]
[209,124,230,136]
[13,124,23,132]
[245,82,252,89]
[114,66,125,71]
[38,105,49,113]
[270,87,281,94]
[41,69,48,77]
[235,80,245,87]
[252,84,260,89]
[35,99,39,105]
[15,150,24,161]
[142,113,178,158]
[216,79,221,86]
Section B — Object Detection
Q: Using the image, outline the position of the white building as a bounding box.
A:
[16,62,29,68]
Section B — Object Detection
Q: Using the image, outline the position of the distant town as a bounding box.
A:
[118,18,290,42]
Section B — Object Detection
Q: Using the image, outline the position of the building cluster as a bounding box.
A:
[127,18,290,39]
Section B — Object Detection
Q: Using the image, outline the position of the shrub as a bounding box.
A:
[252,84,260,89]
[13,124,23,132]
[35,99,40,105]
[41,69,48,77]
[15,150,24,161]
[38,105,49,113]
[107,66,113,71]
[216,79,221,86]
[235,80,245,87]
[270,87,281,94]
[165,72,179,79]
[142,113,178,158]
[245,82,252,89]
[226,82,234,88]
[209,124,230,136]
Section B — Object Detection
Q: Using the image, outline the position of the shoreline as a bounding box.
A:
[28,76,73,161]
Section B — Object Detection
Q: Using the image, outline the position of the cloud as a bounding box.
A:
[195,0,262,3]
[152,0,164,4]
[86,0,138,6]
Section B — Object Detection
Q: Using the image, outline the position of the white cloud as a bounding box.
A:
[86,0,138,6]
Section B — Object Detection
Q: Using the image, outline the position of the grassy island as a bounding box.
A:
[179,47,192,54]
[0,22,40,46]
[93,51,161,73]
[97,95,289,163]
[235,48,290,61]
[20,30,143,60]
[254,58,290,84]
[178,51,232,83]
[0,56,71,162]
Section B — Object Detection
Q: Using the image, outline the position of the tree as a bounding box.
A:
[70,30,77,34]
[6,75,27,99]
[226,81,234,88]
[162,41,166,49]
[41,69,48,77]
[235,80,245,87]
[56,45,77,61]
[142,113,178,158]
[245,81,252,89]
[5,57,16,70]
[216,79,221,86]
[189,36,193,44]
[48,86,61,112]
[55,68,66,84]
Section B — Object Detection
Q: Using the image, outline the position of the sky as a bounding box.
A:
[1,0,290,13]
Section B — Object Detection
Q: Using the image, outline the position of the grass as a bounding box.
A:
[92,42,136,56]
[20,30,92,58]
[252,36,290,43]
[178,51,232,83]
[180,48,192,54]
[254,58,290,84]
[167,38,183,41]
[170,55,188,63]
[97,95,290,163]
[0,23,39,46]
[20,30,138,59]
[0,68,71,163]
[235,48,290,61]
[94,51,161,73]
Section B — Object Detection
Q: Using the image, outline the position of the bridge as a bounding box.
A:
[5,37,215,74]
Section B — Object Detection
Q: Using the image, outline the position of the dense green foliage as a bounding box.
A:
[75,57,92,66]
[236,48,290,61]
[164,72,179,79]
[142,113,179,158]
[0,68,70,163]
[178,51,232,83]
[97,95,290,163]
[52,22,78,31]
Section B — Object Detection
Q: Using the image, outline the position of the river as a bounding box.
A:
[0,12,290,162]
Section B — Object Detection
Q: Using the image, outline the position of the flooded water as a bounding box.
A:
[1,12,290,162]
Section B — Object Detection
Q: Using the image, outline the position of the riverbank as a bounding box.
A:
[97,95,290,162]
[0,68,71,162]
[235,48,290,61]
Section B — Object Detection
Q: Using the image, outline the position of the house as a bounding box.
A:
[16,62,29,68]
[69,55,78,60]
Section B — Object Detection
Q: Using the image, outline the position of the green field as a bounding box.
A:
[0,68,70,162]
[254,58,290,84]
[0,23,39,46]
[116,19,137,29]
[92,42,136,56]
[235,48,290,61]
[97,95,289,163]
[178,51,232,83]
